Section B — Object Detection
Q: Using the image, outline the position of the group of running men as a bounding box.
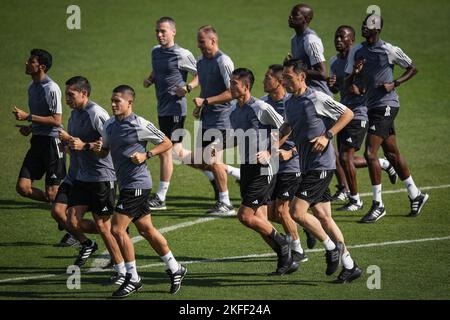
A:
[12,3,429,298]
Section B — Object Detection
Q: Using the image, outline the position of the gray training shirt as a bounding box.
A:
[68,101,116,182]
[260,93,300,174]
[345,40,413,109]
[102,113,165,190]
[291,28,333,97]
[329,53,368,121]
[230,96,283,165]
[284,88,348,173]
[197,50,234,130]
[151,44,197,116]
[27,75,62,137]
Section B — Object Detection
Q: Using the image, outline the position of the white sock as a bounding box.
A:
[226,165,241,180]
[218,191,231,206]
[349,193,361,204]
[161,251,179,273]
[114,261,126,275]
[291,239,303,254]
[125,260,139,282]
[342,251,354,269]
[372,184,383,205]
[203,170,215,181]
[322,236,336,251]
[378,158,390,170]
[156,181,170,201]
[402,176,420,199]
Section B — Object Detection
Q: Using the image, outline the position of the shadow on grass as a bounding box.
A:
[0,199,50,211]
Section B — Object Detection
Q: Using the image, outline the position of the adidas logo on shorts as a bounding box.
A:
[102,206,109,212]
[346,137,353,143]
[283,192,290,197]
[117,204,124,210]
[252,200,259,205]
[301,191,308,197]
[370,125,376,131]
[50,174,57,179]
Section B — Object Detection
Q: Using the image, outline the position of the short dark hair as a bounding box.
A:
[232,68,255,91]
[198,25,218,37]
[156,16,176,28]
[337,25,356,40]
[30,48,52,72]
[268,64,284,81]
[113,85,135,100]
[65,76,91,97]
[283,58,308,75]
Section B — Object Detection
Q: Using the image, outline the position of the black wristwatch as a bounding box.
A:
[394,80,401,87]
[186,84,192,93]
[146,151,153,159]
[325,130,334,140]
[202,98,209,107]
[83,142,90,151]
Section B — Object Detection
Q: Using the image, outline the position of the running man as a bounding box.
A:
[345,14,429,222]
[281,58,362,283]
[94,85,187,298]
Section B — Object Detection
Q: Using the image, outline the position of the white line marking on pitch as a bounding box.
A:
[0,235,449,283]
[89,217,218,271]
[1,184,449,284]
[90,183,450,270]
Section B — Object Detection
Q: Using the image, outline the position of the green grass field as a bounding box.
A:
[0,0,449,301]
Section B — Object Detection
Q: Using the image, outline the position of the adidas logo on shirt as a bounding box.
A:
[370,125,376,131]
[252,200,259,205]
[346,137,353,143]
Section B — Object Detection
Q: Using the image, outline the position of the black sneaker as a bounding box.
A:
[57,232,80,247]
[331,185,349,202]
[408,192,429,217]
[210,179,219,201]
[74,240,98,267]
[206,201,235,216]
[112,273,143,298]
[360,201,386,223]
[304,229,316,249]
[166,265,187,294]
[336,198,363,212]
[103,272,126,286]
[334,263,363,283]
[383,161,398,184]
[325,241,344,276]
[148,194,166,210]
[292,250,308,263]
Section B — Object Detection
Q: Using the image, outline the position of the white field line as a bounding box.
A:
[1,235,449,284]
[90,183,450,270]
[1,184,449,284]
[89,217,218,271]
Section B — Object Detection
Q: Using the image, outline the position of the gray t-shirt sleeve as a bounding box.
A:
[382,42,413,69]
[305,34,326,66]
[314,91,348,121]
[89,106,110,135]
[136,116,166,145]
[177,48,197,75]
[255,101,284,129]
[217,55,234,89]
[44,82,62,114]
